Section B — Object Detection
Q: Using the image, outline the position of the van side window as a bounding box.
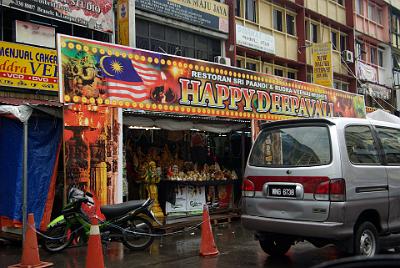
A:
[345,126,380,164]
[376,127,400,165]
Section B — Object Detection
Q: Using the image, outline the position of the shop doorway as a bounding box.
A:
[123,113,251,221]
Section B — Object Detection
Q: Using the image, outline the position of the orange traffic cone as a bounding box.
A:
[199,205,219,257]
[85,218,105,268]
[9,213,53,268]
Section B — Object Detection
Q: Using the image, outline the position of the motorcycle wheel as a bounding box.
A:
[42,223,74,253]
[123,217,154,251]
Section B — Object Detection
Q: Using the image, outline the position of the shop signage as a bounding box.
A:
[0,41,58,92]
[165,185,206,214]
[15,20,56,48]
[135,0,229,33]
[236,24,275,54]
[1,0,113,33]
[58,35,367,120]
[186,186,206,212]
[312,42,333,88]
[166,185,188,214]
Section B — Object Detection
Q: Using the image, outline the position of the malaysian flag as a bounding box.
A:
[100,55,164,102]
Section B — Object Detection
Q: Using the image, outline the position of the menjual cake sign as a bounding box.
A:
[179,70,334,118]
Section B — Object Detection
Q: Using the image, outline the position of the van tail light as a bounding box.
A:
[314,181,330,201]
[329,178,346,201]
[314,178,346,202]
[242,178,255,198]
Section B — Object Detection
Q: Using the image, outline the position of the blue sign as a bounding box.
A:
[135,0,229,33]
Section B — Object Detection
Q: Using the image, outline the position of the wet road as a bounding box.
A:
[1,221,345,268]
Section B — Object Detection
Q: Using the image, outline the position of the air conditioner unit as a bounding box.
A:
[343,50,354,63]
[214,56,231,66]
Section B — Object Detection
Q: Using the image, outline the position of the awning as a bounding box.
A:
[366,109,400,124]
[0,105,32,122]
[0,97,62,107]
[360,83,392,100]
[123,115,248,134]
[0,98,63,118]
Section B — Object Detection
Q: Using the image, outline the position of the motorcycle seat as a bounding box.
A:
[100,200,146,219]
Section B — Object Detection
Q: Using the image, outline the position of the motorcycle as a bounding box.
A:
[42,187,161,253]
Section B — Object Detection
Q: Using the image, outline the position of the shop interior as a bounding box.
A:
[123,112,251,221]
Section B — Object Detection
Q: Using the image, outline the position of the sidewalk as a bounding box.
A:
[0,221,253,268]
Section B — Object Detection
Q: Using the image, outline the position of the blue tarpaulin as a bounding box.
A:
[0,115,62,225]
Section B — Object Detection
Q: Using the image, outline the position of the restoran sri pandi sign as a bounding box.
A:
[58,35,366,120]
[0,41,58,92]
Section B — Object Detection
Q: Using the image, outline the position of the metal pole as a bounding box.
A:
[22,119,28,241]
[241,131,245,178]
[129,0,136,47]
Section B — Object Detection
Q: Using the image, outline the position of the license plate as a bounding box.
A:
[268,185,296,198]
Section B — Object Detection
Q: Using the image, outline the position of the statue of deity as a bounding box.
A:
[144,161,164,221]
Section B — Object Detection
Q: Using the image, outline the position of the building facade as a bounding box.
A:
[388,0,400,110]
[133,0,229,63]
[230,0,355,92]
[228,0,397,111]
[354,0,393,111]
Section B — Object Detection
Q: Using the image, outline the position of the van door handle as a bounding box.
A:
[355,185,388,193]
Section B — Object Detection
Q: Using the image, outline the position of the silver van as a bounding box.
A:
[242,117,400,257]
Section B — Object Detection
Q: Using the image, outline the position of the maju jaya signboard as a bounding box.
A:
[135,0,229,33]
[0,41,58,92]
[58,35,366,120]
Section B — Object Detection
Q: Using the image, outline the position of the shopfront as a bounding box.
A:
[0,41,62,233]
[123,111,250,221]
[58,34,367,224]
[0,0,114,236]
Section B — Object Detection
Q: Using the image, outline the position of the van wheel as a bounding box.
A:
[259,236,292,256]
[354,222,379,257]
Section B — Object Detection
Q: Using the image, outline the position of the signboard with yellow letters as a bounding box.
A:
[312,42,333,88]
[0,41,58,92]
[59,35,366,120]
[117,0,129,46]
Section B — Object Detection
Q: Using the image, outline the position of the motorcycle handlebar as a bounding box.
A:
[71,196,94,206]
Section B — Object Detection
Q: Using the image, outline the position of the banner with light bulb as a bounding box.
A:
[58,34,366,120]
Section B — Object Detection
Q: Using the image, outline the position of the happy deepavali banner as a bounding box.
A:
[58,35,366,120]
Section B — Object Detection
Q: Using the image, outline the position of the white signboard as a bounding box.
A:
[186,186,206,212]
[236,24,275,54]
[165,185,187,214]
[15,20,56,48]
[3,0,114,33]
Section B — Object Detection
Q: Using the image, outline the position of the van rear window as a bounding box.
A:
[249,125,331,167]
